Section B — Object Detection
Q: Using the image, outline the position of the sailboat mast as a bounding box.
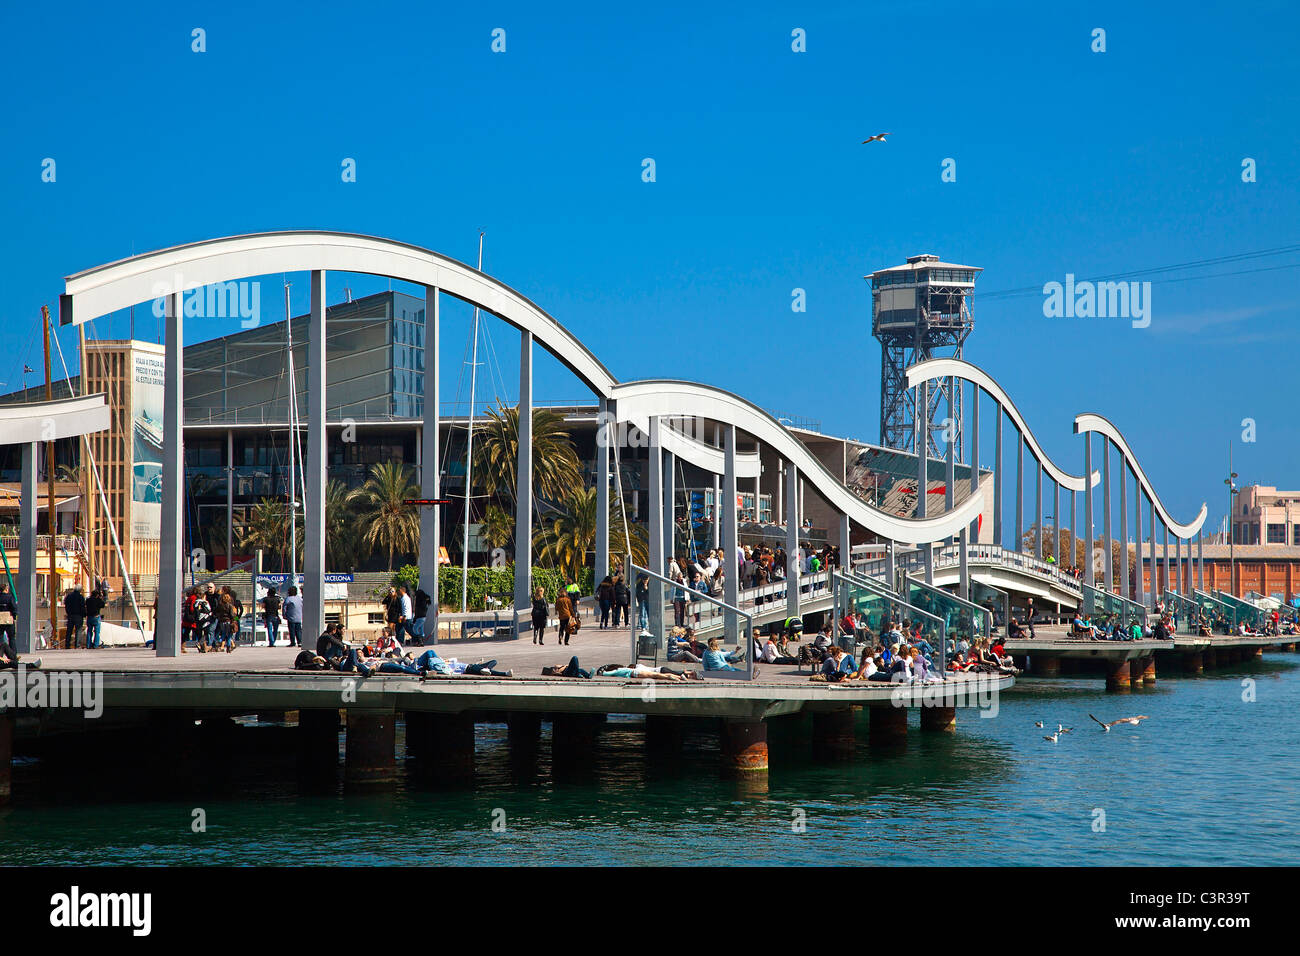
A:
[460,232,484,612]
[286,283,297,582]
[42,306,59,644]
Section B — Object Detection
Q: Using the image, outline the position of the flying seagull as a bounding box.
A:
[1089,714,1150,732]
[861,133,891,144]
[1057,724,1073,734]
[1043,732,1060,743]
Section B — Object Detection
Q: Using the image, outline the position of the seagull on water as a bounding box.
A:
[1043,732,1060,743]
[1035,721,1044,728]
[1089,714,1150,732]
[861,133,891,144]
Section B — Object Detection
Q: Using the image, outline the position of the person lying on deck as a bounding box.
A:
[595,663,701,682]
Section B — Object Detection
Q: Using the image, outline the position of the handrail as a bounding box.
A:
[834,568,948,672]
[630,561,753,679]
[902,571,992,640]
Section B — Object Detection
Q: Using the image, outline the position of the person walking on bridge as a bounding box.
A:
[555,587,575,646]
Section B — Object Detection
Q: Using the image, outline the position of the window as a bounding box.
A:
[1268,524,1287,544]
[367,612,384,624]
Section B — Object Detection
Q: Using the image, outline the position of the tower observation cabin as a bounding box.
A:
[869,253,981,460]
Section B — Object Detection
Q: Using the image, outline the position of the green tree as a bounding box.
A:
[238,497,290,561]
[481,504,513,553]
[347,462,420,571]
[473,403,581,503]
[535,485,648,582]
[325,478,361,570]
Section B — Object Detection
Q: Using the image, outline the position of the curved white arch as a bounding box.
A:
[611,380,985,544]
[1074,413,1207,538]
[0,393,110,443]
[906,358,1099,492]
[62,230,620,397]
[62,231,976,543]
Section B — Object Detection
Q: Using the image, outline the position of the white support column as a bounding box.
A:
[648,417,664,639]
[918,380,932,584]
[993,407,1003,546]
[786,460,799,618]
[17,442,37,654]
[1084,434,1095,589]
[969,383,980,542]
[839,514,850,569]
[1015,435,1024,554]
[304,270,327,649]
[514,331,533,614]
[1147,500,1156,602]
[722,424,739,643]
[1035,460,1043,560]
[156,291,184,658]
[663,450,675,565]
[418,285,440,642]
[1135,479,1145,608]
[1119,461,1129,600]
[1196,533,1203,590]
[1102,440,1113,594]
[595,396,610,585]
[1053,480,1061,569]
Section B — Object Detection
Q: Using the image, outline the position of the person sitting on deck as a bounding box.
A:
[1072,614,1097,640]
[702,637,745,672]
[316,624,373,677]
[762,633,798,665]
[375,627,404,658]
[851,647,878,679]
[818,644,854,682]
[668,627,707,664]
[888,646,914,682]
[797,627,831,667]
[1007,617,1026,641]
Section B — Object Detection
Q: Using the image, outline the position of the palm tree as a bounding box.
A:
[325,479,360,570]
[535,485,648,581]
[238,498,288,559]
[348,462,419,571]
[481,504,513,554]
[473,403,581,503]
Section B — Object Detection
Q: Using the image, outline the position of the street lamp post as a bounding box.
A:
[1225,441,1238,598]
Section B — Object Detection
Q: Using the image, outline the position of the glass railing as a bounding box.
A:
[1192,589,1238,636]
[1214,590,1269,633]
[902,573,990,648]
[1081,582,1147,633]
[833,569,948,673]
[1160,590,1201,635]
[970,579,1011,633]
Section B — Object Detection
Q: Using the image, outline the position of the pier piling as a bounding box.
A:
[1105,660,1131,691]
[720,718,769,773]
[812,709,856,761]
[0,712,11,804]
[869,705,908,744]
[920,705,957,732]
[344,710,397,789]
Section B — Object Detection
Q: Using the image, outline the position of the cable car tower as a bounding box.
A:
[869,254,980,460]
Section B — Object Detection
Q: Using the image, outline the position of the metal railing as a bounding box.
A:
[1193,589,1239,636]
[902,572,991,644]
[833,568,947,673]
[1160,590,1201,634]
[630,562,753,679]
[1080,581,1147,632]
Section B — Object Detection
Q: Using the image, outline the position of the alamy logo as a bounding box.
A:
[1042,274,1151,328]
[150,277,262,328]
[49,886,151,936]
[0,667,103,718]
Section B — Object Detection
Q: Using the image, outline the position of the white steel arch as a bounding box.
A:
[62,231,976,544]
[1074,413,1207,538]
[906,358,1099,491]
[611,380,985,544]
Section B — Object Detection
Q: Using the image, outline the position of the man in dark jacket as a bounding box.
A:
[0,582,39,668]
[412,588,431,646]
[613,575,631,627]
[63,585,86,649]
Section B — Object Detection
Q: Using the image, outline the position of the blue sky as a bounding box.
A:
[1,0,1296,535]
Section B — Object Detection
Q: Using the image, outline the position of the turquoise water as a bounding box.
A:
[3,656,1298,866]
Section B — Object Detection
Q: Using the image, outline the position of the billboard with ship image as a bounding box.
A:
[131,350,165,539]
